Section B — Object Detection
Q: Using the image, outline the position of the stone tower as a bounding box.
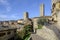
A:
[40,4,44,17]
[24,12,29,20]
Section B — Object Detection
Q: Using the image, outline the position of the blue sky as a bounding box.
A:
[0,0,51,21]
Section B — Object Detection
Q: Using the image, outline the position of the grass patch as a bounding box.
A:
[38,25,43,29]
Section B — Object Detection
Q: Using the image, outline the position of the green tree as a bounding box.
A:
[16,30,25,40]
[23,25,31,40]
[16,25,31,40]
[38,18,47,25]
[37,18,47,29]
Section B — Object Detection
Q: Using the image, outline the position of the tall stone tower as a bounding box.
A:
[40,4,44,17]
[24,12,29,20]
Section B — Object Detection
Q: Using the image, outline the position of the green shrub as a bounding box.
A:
[16,30,25,40]
[16,25,31,40]
[37,18,47,25]
[38,24,43,29]
[37,18,47,29]
[23,32,31,40]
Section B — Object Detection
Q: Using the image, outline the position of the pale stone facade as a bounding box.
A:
[52,0,60,21]
[17,19,23,24]
[32,17,39,29]
[52,0,60,5]
[0,26,16,40]
[52,0,60,26]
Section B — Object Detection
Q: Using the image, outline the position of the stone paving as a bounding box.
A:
[36,26,59,40]
[31,23,60,40]
[31,34,45,40]
[45,23,60,40]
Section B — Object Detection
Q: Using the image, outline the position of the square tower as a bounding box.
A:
[40,4,44,17]
[24,12,29,20]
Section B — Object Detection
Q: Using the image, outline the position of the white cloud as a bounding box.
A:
[10,14,19,19]
[0,14,8,20]
[0,0,19,20]
[6,6,11,12]
[0,0,9,5]
[0,14,19,20]
[0,0,11,12]
[0,14,8,19]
